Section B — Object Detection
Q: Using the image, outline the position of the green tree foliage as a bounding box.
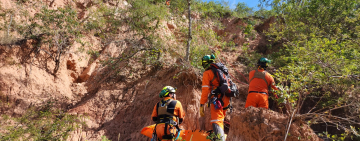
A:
[81,0,170,73]
[111,0,168,64]
[37,6,82,74]
[12,5,83,75]
[253,8,275,19]
[84,1,123,39]
[192,0,233,19]
[127,0,169,35]
[234,2,253,18]
[206,132,223,141]
[258,0,360,139]
[0,101,84,140]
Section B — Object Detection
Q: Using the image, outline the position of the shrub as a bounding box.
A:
[245,0,360,139]
[234,2,253,18]
[193,1,233,19]
[0,101,85,140]
[12,5,83,75]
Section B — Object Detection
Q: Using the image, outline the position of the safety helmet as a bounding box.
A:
[159,86,176,98]
[201,54,215,70]
[257,57,271,69]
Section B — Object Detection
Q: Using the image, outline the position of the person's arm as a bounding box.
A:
[151,103,158,122]
[267,74,279,98]
[268,74,278,90]
[200,71,211,105]
[176,102,185,124]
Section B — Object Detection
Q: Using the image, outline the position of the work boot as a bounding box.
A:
[212,123,225,141]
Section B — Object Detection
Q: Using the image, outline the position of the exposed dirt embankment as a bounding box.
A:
[228,107,321,141]
[0,0,323,140]
[74,66,206,141]
[0,39,83,115]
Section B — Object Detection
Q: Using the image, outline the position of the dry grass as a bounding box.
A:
[0,90,7,105]
[4,56,16,65]
[0,35,16,45]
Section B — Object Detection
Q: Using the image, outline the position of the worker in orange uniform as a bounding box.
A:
[199,55,229,141]
[165,0,170,5]
[151,86,185,141]
[245,57,278,109]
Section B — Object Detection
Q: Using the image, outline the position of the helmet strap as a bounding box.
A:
[172,93,176,100]
[168,93,175,99]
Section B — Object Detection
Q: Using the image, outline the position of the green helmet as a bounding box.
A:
[159,86,176,98]
[259,57,271,63]
[257,57,271,69]
[202,54,215,70]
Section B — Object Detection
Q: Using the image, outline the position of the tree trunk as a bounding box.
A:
[7,14,13,38]
[185,0,191,62]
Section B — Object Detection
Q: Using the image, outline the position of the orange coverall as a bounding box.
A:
[166,0,170,5]
[151,97,185,140]
[200,69,230,129]
[245,69,278,109]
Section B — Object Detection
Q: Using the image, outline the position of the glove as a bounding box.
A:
[200,104,205,117]
[212,88,221,94]
[274,94,279,99]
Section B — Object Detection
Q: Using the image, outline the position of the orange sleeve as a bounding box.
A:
[175,101,185,119]
[151,103,158,119]
[200,70,212,105]
[266,73,278,91]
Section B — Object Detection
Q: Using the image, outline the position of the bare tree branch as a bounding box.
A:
[302,113,360,125]
[307,94,325,113]
[7,14,13,38]
[38,49,55,60]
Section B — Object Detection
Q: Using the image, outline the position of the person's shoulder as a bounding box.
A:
[172,100,183,107]
[249,69,256,73]
[173,99,181,103]
[264,71,275,78]
[203,69,213,74]
[263,70,271,75]
[172,100,182,105]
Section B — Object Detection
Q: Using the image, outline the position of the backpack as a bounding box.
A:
[209,63,239,97]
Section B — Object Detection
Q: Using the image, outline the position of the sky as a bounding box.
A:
[201,0,270,10]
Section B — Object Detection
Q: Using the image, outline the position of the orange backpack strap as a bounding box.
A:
[210,70,218,88]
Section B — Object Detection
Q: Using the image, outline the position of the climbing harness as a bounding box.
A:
[152,99,181,140]
[151,124,158,141]
[249,69,271,93]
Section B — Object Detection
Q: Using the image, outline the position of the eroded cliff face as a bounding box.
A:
[0,0,321,141]
[228,107,320,141]
[66,63,208,141]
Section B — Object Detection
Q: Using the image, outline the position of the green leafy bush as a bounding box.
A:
[192,0,233,19]
[0,101,84,140]
[206,132,223,141]
[248,0,360,139]
[9,5,83,74]
[234,2,253,18]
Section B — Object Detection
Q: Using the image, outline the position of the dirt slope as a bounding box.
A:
[228,107,320,141]
[0,0,322,141]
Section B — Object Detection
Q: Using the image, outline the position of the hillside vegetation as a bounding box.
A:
[0,0,359,140]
